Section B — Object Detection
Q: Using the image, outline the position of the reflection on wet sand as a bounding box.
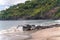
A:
[0,33,31,40]
[0,27,31,40]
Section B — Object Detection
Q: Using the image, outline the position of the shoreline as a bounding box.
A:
[0,27,32,40]
[0,24,60,34]
[0,24,60,40]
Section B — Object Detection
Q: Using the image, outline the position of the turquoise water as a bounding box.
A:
[0,20,60,30]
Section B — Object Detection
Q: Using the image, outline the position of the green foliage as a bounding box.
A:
[54,8,60,18]
[0,0,60,20]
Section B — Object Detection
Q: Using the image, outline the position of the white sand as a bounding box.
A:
[30,27,60,40]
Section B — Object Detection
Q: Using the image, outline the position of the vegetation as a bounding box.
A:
[0,0,60,20]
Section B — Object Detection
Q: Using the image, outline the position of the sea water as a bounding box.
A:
[0,20,60,30]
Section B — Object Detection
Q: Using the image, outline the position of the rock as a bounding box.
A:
[31,25,36,30]
[23,24,31,31]
[22,24,60,31]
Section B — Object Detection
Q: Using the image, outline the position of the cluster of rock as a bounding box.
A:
[1,24,60,34]
[20,24,60,31]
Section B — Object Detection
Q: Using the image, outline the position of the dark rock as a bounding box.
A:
[35,25,41,29]
[23,24,31,31]
[22,24,60,31]
[30,25,36,30]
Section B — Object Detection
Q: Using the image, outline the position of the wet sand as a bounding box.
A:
[0,27,31,40]
[0,34,30,40]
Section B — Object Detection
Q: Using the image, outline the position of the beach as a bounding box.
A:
[0,25,60,40]
[29,27,60,40]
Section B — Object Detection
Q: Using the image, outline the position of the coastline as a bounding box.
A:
[0,24,60,40]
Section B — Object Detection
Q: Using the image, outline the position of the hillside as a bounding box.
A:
[0,0,60,20]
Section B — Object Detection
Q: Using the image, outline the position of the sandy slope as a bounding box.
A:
[30,27,60,40]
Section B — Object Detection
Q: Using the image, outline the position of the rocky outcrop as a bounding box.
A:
[22,24,60,31]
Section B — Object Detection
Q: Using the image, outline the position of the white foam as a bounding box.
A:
[0,26,23,34]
